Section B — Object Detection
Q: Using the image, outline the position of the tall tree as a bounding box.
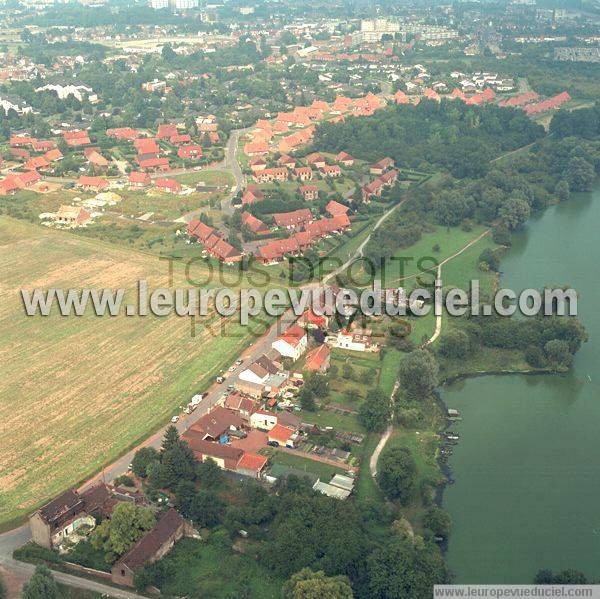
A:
[398,350,439,399]
[358,388,392,432]
[21,565,58,599]
[377,446,417,504]
[283,568,354,598]
[367,537,451,598]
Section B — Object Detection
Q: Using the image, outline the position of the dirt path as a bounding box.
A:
[369,228,489,478]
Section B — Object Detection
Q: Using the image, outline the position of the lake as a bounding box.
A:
[442,184,600,583]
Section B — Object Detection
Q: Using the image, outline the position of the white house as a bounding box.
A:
[271,324,308,361]
[331,330,378,353]
[250,410,278,431]
[36,81,95,102]
[0,94,33,115]
[238,354,280,386]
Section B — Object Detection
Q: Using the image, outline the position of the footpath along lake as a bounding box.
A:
[442,183,600,583]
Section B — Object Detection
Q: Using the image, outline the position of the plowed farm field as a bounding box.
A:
[0,217,261,529]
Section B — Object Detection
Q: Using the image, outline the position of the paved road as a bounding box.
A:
[220,127,249,216]
[0,525,145,598]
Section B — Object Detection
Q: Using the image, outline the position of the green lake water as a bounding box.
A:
[442,184,600,583]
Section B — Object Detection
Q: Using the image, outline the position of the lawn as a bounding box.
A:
[172,169,235,187]
[0,217,263,530]
[377,348,401,396]
[268,450,348,481]
[301,408,364,434]
[351,224,490,288]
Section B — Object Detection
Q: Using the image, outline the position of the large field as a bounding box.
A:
[0,217,259,529]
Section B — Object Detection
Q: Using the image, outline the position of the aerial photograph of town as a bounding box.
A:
[0,0,599,596]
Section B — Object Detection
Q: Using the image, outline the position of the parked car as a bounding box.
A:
[171,416,179,423]
[267,440,279,447]
[216,376,225,383]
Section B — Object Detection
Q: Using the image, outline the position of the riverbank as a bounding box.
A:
[441,184,600,582]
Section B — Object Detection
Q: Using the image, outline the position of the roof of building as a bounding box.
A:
[117,508,185,572]
[304,344,331,371]
[236,452,268,472]
[273,209,312,228]
[182,430,244,461]
[268,423,296,444]
[326,200,349,216]
[77,176,108,188]
[191,406,243,439]
[276,324,306,348]
[241,212,269,235]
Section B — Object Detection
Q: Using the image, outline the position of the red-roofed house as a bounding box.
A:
[170,134,192,145]
[242,212,270,235]
[0,176,21,195]
[370,157,395,175]
[31,140,56,152]
[278,155,296,168]
[299,184,319,201]
[394,90,410,104]
[187,219,215,243]
[256,237,301,263]
[249,157,267,173]
[242,185,265,205]
[336,151,355,166]
[177,144,203,160]
[236,453,268,478]
[107,127,140,141]
[134,138,160,156]
[306,153,326,169]
[273,209,313,229]
[136,156,170,172]
[293,166,313,182]
[77,176,108,192]
[321,164,342,178]
[128,171,151,188]
[10,135,35,147]
[299,309,329,330]
[304,344,331,373]
[244,141,269,156]
[268,424,297,448]
[326,200,349,216]
[272,324,308,360]
[157,124,178,140]
[44,149,63,162]
[155,178,181,194]
[254,167,288,183]
[64,130,91,147]
[205,236,242,264]
[362,178,384,201]
[24,156,50,171]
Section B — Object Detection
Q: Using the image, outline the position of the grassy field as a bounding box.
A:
[171,169,235,187]
[153,537,283,598]
[267,450,348,481]
[0,217,262,529]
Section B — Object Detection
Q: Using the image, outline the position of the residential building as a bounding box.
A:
[77,176,108,192]
[268,424,297,448]
[54,205,91,227]
[304,344,331,373]
[190,406,243,442]
[110,509,195,588]
[29,484,114,549]
[299,184,319,201]
[154,178,182,194]
[128,171,151,188]
[272,324,308,361]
